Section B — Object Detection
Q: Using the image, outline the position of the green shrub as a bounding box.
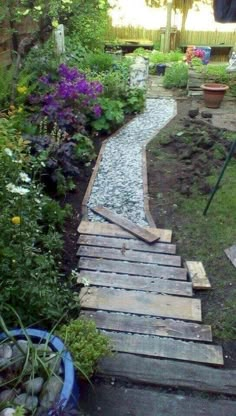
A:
[92,97,124,132]
[85,52,114,73]
[163,63,188,89]
[123,87,146,114]
[149,49,184,64]
[0,118,77,327]
[57,318,112,378]
[73,133,96,162]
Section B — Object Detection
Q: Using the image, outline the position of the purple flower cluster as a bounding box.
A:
[34,64,103,134]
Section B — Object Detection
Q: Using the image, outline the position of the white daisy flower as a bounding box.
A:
[19,172,31,183]
[4,148,13,157]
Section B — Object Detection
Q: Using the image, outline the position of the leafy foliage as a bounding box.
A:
[57,318,112,377]
[92,97,124,132]
[163,63,188,89]
[0,118,78,327]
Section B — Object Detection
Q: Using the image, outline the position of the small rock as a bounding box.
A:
[12,340,29,370]
[0,390,16,403]
[0,343,13,368]
[24,377,44,395]
[14,393,38,411]
[201,111,212,118]
[45,353,62,374]
[0,408,16,416]
[188,108,199,118]
[40,375,63,409]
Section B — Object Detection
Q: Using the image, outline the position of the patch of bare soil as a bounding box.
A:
[147,97,236,369]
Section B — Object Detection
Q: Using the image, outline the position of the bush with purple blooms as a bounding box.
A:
[30,64,103,136]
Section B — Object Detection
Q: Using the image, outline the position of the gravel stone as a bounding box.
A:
[88,98,176,226]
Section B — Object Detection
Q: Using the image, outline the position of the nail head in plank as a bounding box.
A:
[78,221,172,243]
[77,271,193,296]
[104,331,224,366]
[186,261,211,290]
[79,287,202,321]
[99,353,236,396]
[77,246,181,267]
[80,384,236,416]
[91,206,160,244]
[78,234,176,255]
[224,245,236,268]
[81,310,212,341]
[79,257,187,280]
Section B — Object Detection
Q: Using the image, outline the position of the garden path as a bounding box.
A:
[77,96,236,415]
[87,98,176,226]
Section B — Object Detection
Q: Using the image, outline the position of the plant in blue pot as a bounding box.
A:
[0,310,79,415]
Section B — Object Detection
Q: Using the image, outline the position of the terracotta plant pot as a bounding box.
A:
[201,83,229,109]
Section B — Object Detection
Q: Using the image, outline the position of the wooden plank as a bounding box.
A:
[78,220,172,243]
[81,310,212,341]
[104,332,223,365]
[80,384,236,416]
[90,206,161,243]
[224,245,236,268]
[186,261,211,290]
[77,245,181,267]
[79,257,187,281]
[77,271,193,296]
[98,353,236,396]
[79,287,202,321]
[78,234,176,255]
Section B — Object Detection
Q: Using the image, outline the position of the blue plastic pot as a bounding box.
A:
[0,328,79,414]
[196,46,211,64]
[156,63,167,76]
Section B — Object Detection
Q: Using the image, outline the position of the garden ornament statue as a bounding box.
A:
[226,50,236,73]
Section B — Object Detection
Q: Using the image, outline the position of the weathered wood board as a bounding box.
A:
[104,331,223,365]
[98,354,236,395]
[90,206,160,243]
[77,271,193,296]
[81,310,212,341]
[78,221,172,243]
[79,257,187,280]
[224,245,236,268]
[78,234,176,254]
[77,245,181,267]
[80,287,202,321]
[80,384,236,416]
[186,261,211,290]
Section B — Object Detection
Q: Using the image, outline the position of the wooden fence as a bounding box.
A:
[0,16,36,66]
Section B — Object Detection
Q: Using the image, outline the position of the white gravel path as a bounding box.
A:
[88,98,177,226]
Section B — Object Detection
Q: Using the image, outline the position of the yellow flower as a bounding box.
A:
[11,216,21,225]
[17,86,28,94]
[52,19,59,28]
[17,106,23,113]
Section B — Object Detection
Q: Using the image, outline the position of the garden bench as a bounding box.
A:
[105,39,154,54]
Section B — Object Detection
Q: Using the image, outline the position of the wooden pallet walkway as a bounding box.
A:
[77,220,224,368]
